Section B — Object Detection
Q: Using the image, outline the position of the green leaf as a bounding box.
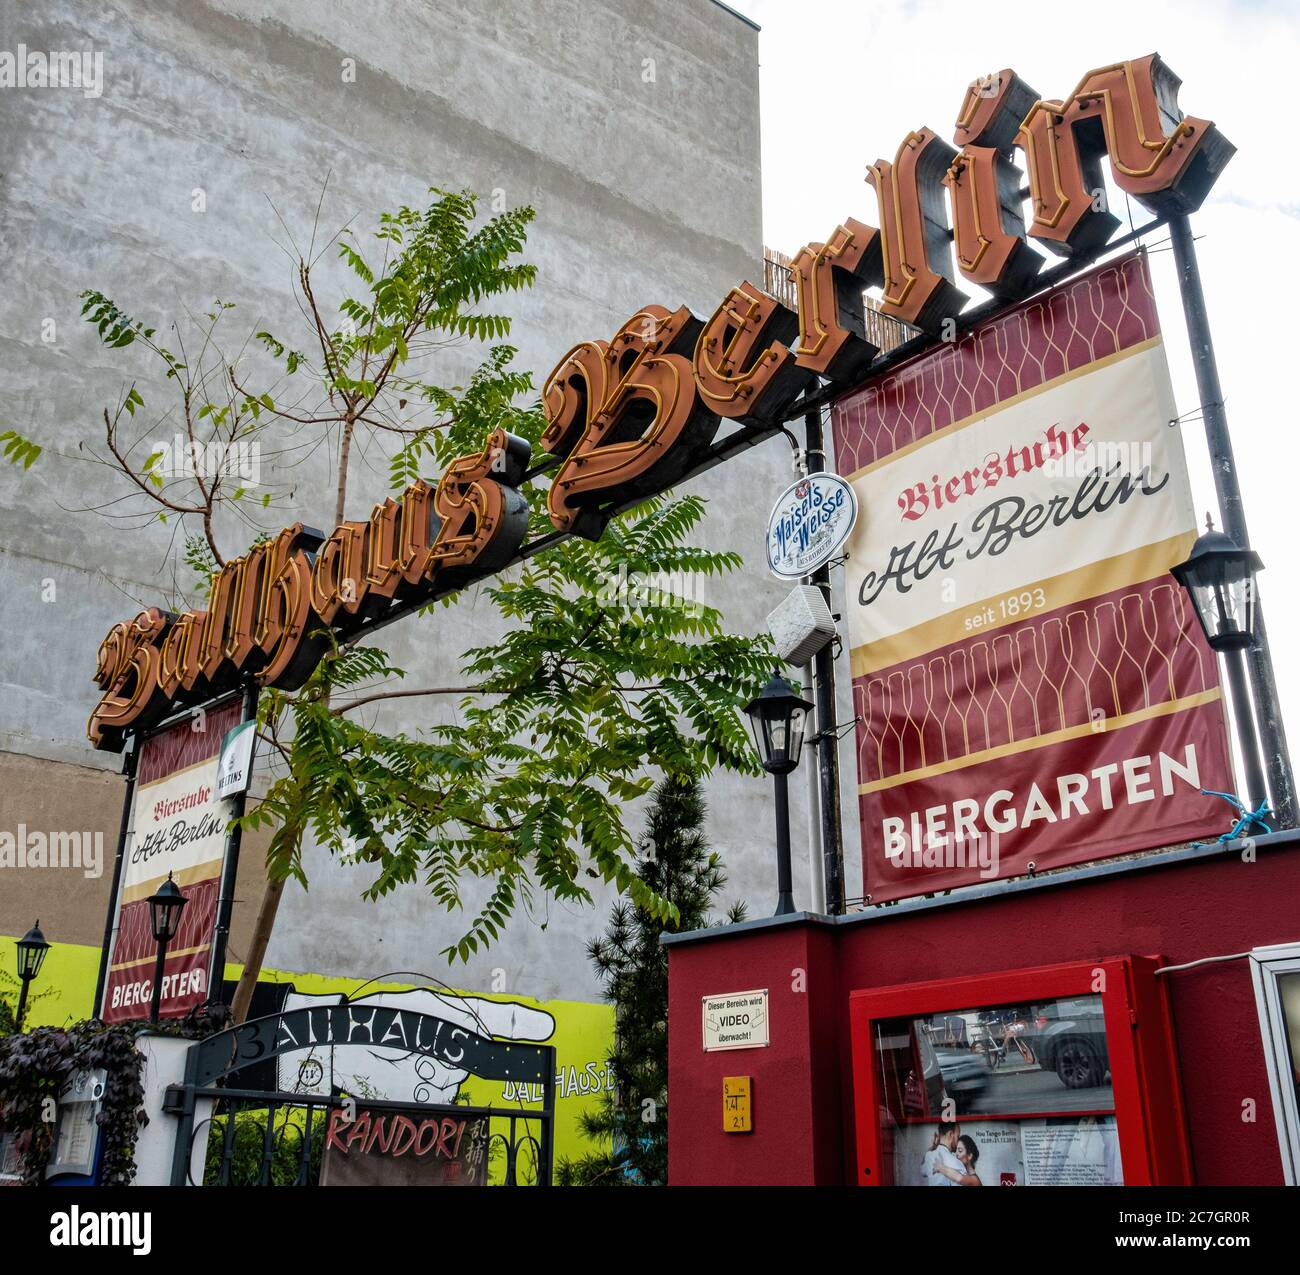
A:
[0,430,42,469]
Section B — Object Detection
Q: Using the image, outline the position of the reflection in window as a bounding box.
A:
[1251,948,1300,1184]
[1278,973,1300,1104]
[874,995,1122,1186]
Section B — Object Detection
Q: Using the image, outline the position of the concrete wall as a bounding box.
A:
[0,1,832,1002]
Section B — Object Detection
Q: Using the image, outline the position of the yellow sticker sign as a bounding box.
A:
[723,1075,752,1133]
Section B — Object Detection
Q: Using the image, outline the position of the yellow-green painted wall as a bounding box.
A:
[0,935,614,1169]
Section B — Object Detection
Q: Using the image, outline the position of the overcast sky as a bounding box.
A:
[739,0,1300,788]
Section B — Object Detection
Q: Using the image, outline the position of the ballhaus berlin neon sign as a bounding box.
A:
[88,54,1232,750]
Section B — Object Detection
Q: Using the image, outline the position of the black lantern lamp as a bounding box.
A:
[744,671,815,915]
[1172,519,1269,819]
[744,671,814,775]
[146,873,188,1023]
[1171,521,1263,652]
[14,921,51,1032]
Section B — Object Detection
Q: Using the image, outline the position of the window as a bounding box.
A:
[871,994,1121,1186]
[849,957,1192,1186]
[1250,943,1300,1184]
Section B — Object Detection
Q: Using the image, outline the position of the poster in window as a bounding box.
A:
[897,1116,1123,1186]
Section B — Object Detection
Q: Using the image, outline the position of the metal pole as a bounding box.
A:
[93,737,138,1019]
[773,769,795,916]
[1224,646,1269,816]
[15,978,30,1033]
[804,661,826,914]
[539,1044,556,1187]
[1168,214,1295,827]
[168,1047,201,1186]
[804,409,847,912]
[150,935,168,1024]
[208,680,259,1014]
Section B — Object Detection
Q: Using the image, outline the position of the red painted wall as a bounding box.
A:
[667,923,832,1184]
[667,842,1300,1186]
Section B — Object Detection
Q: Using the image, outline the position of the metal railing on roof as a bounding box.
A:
[762,246,911,356]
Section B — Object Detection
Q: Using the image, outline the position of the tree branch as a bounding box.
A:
[330,684,481,716]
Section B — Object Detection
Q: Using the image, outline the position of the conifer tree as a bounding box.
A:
[558,775,745,1186]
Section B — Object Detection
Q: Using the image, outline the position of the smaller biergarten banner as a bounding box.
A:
[100,700,241,1022]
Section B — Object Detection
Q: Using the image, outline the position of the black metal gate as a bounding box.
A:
[164,1004,555,1186]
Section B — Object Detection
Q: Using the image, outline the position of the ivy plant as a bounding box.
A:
[0,1021,148,1185]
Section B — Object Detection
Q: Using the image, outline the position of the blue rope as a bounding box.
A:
[1188,788,1273,848]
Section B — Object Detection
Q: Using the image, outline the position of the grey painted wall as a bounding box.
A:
[0,0,855,1002]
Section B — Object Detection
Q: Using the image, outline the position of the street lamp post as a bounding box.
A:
[146,873,189,1025]
[14,921,51,1032]
[744,671,815,916]
[1171,520,1269,818]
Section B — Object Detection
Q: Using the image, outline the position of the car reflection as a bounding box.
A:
[920,1000,1113,1116]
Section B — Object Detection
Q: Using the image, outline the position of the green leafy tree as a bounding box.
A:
[0,970,54,1036]
[203,1109,325,1185]
[49,186,770,987]
[558,775,745,1186]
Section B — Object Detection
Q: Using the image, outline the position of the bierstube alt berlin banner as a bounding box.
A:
[100,699,241,1022]
[832,251,1234,903]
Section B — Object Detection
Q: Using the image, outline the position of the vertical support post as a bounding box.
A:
[209,680,259,1014]
[150,934,169,1024]
[1168,215,1295,827]
[1223,645,1268,815]
[296,1103,316,1186]
[804,660,826,914]
[804,409,846,912]
[168,1047,201,1187]
[539,1044,557,1187]
[773,769,795,916]
[93,737,138,1019]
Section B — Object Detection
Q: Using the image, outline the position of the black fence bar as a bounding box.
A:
[297,1104,316,1186]
[258,1103,277,1186]
[218,1099,238,1185]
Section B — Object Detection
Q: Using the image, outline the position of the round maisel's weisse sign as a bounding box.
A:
[766,473,858,579]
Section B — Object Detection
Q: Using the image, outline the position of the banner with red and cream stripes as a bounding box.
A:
[831,251,1234,903]
[100,700,241,1022]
